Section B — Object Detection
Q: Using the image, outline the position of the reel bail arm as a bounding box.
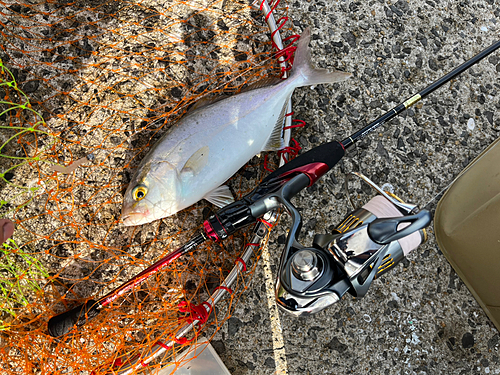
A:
[367,211,432,245]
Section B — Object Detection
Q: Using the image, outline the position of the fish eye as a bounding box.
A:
[132,185,148,201]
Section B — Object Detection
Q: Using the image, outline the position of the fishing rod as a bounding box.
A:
[48,38,500,337]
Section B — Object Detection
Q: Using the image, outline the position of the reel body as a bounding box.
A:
[275,173,431,317]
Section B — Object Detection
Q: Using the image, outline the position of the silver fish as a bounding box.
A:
[121,28,350,226]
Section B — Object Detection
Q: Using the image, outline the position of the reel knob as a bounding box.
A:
[291,249,321,281]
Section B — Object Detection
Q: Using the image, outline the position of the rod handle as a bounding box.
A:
[261,141,345,184]
[48,299,100,337]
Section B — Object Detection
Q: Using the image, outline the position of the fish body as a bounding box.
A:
[121,28,350,226]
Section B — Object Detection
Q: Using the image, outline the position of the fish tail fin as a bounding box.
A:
[290,28,351,87]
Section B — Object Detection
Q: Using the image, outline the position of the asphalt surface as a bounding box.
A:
[211,1,500,374]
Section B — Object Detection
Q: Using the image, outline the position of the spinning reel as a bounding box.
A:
[275,172,431,317]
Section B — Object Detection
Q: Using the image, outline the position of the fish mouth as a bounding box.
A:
[121,213,135,226]
[121,212,147,227]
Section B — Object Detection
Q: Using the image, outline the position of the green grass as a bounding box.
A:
[0,59,54,329]
[0,58,59,216]
[0,238,48,330]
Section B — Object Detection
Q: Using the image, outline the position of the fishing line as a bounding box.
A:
[421,180,457,212]
[420,138,497,211]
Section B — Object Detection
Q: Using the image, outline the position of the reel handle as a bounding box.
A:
[48,299,100,337]
[367,209,432,245]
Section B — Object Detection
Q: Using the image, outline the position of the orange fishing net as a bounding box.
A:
[0,0,296,373]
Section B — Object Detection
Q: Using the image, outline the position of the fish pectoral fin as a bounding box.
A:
[180,146,210,176]
[262,98,288,151]
[204,185,235,208]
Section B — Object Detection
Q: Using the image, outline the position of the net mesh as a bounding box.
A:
[0,0,295,373]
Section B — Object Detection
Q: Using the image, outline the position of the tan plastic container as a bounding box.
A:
[434,137,500,332]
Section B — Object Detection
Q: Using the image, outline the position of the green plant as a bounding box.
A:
[0,60,54,330]
[0,58,59,217]
[0,238,48,330]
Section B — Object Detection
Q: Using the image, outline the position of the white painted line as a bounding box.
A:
[261,244,288,374]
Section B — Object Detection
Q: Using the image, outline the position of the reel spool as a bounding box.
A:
[275,172,432,317]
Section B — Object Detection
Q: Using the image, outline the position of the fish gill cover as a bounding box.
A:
[0,0,295,373]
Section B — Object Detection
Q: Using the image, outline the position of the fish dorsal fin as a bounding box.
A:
[188,94,230,113]
[241,77,282,92]
[187,78,281,114]
[262,97,288,151]
[204,185,235,208]
[180,146,209,177]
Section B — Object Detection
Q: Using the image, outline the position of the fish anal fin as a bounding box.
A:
[204,185,235,208]
[180,146,209,176]
[262,98,288,151]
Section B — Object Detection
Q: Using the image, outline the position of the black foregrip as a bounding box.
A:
[48,299,100,337]
[262,141,345,183]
